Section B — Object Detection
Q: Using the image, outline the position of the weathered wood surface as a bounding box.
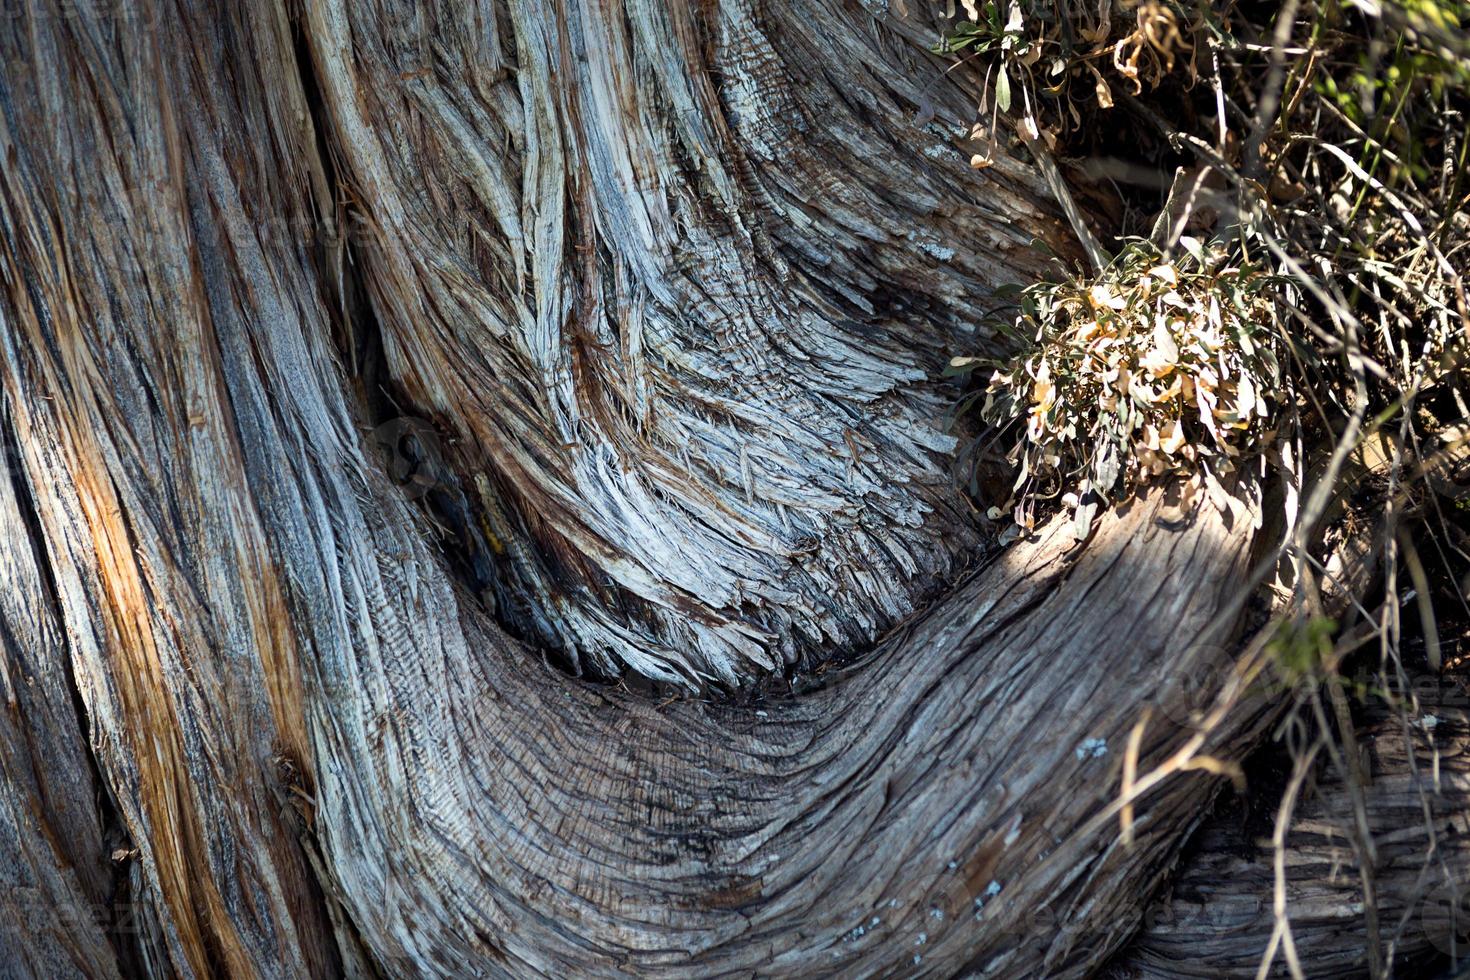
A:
[0,0,1300,977]
[1118,678,1470,978]
[1,2,348,974]
[0,436,124,979]
[303,0,1071,686]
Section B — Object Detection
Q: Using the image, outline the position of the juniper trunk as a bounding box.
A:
[0,0,1338,976]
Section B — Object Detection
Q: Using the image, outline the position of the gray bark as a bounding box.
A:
[302,0,1071,687]
[0,0,1381,977]
[0,432,122,978]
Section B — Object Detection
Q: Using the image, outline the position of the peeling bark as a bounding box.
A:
[0,0,1328,977]
[1,2,345,973]
[303,0,1071,686]
[0,425,124,978]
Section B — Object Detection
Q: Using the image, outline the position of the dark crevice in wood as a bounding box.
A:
[309,103,594,692]
[0,408,146,977]
[275,17,433,977]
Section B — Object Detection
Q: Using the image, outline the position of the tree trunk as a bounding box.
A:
[0,0,1347,976]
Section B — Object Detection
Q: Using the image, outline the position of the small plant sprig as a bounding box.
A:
[952,238,1287,536]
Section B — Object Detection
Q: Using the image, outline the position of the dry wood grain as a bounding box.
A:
[0,427,124,978]
[302,0,1077,686]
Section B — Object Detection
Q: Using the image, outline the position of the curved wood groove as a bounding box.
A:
[300,0,1070,686]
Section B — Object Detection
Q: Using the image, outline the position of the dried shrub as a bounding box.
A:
[951,238,1284,535]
